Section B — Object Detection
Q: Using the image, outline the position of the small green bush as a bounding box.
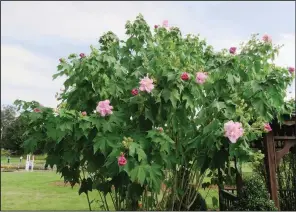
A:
[34,154,47,160]
[230,175,278,211]
[0,164,49,171]
[1,149,11,156]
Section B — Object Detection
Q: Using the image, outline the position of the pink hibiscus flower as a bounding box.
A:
[139,76,154,93]
[195,72,208,84]
[224,121,244,143]
[96,100,113,117]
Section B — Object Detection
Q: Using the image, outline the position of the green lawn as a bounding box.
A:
[1,160,254,210]
[1,171,114,210]
[1,171,220,210]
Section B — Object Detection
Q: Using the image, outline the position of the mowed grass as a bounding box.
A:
[1,171,114,210]
[1,157,254,210]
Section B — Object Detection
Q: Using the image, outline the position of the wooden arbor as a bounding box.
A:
[264,113,296,210]
[219,113,296,211]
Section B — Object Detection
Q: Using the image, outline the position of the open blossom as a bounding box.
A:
[181,72,190,81]
[195,72,208,84]
[139,76,154,93]
[131,88,139,96]
[288,67,295,74]
[81,111,87,116]
[96,100,113,117]
[264,123,272,132]
[229,47,237,54]
[33,108,41,113]
[118,154,127,166]
[162,20,169,28]
[262,34,272,43]
[224,121,244,143]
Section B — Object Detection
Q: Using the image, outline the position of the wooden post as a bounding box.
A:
[263,132,280,209]
[234,158,243,197]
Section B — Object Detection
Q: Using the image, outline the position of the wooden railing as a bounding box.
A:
[278,189,296,211]
[219,189,238,211]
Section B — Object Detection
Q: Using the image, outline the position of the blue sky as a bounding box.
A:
[1,1,295,108]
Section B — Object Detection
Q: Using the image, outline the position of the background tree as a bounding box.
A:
[1,104,41,155]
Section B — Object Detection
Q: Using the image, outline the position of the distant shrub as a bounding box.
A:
[230,175,277,211]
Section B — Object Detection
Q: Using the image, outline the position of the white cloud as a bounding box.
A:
[1,45,64,107]
[1,1,197,42]
[1,1,294,108]
[274,33,295,67]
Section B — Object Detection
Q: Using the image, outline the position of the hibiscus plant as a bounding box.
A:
[15,14,295,211]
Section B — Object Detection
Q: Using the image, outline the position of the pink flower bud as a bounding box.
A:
[264,123,272,132]
[81,111,87,116]
[229,47,237,54]
[33,108,41,113]
[158,127,163,132]
[262,34,272,43]
[288,67,295,74]
[118,154,127,166]
[154,25,158,29]
[162,20,169,28]
[79,53,85,58]
[181,72,190,81]
[131,88,139,96]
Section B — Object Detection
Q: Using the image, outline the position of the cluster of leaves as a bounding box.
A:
[15,14,294,210]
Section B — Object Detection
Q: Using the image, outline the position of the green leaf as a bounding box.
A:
[212,101,226,111]
[145,108,154,123]
[169,89,180,108]
[46,124,67,143]
[102,120,113,133]
[129,142,140,157]
[167,72,176,81]
[162,88,170,103]
[79,178,93,195]
[137,148,147,162]
[203,119,220,134]
[182,93,194,109]
[23,138,38,153]
[89,116,101,130]
[147,163,162,192]
[252,98,266,116]
[93,136,108,155]
[212,196,218,208]
[79,122,91,136]
[60,121,73,132]
[130,165,147,186]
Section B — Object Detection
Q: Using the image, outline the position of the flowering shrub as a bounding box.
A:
[15,14,294,211]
